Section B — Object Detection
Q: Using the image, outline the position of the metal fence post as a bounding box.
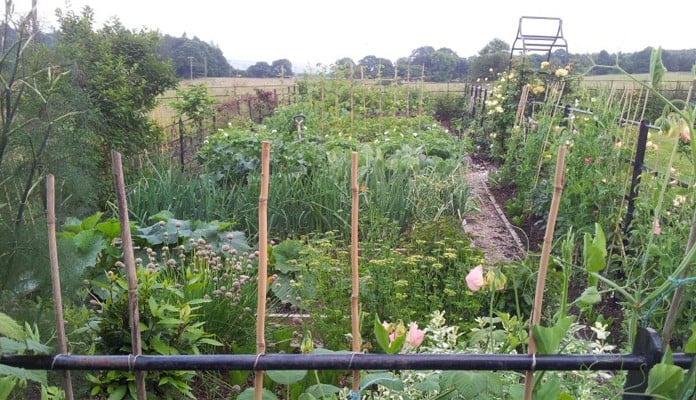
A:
[178,118,185,173]
[623,120,650,234]
[559,104,571,127]
[623,327,662,399]
[479,88,488,127]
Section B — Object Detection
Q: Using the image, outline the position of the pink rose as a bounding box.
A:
[406,323,425,348]
[466,265,485,292]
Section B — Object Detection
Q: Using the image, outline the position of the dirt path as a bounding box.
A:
[462,157,526,265]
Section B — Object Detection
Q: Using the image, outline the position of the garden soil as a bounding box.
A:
[462,156,527,265]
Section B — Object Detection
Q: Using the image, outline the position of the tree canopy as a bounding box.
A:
[160,34,230,78]
[56,7,178,154]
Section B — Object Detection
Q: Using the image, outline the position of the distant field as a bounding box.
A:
[582,71,695,88]
[152,77,298,125]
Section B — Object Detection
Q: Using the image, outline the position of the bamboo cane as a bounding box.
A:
[406,64,411,118]
[686,82,694,104]
[523,146,567,400]
[418,65,424,127]
[111,151,147,400]
[350,152,360,393]
[46,174,74,400]
[336,85,340,127]
[254,141,271,400]
[393,66,398,118]
[639,87,650,122]
[515,84,530,128]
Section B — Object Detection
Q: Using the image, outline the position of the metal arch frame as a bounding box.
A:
[509,16,568,65]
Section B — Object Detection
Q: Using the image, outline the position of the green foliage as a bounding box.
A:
[429,93,466,132]
[649,47,667,89]
[468,39,510,81]
[149,113,468,241]
[373,315,406,354]
[686,323,696,353]
[583,223,607,285]
[171,84,216,129]
[159,34,232,78]
[270,217,485,349]
[645,349,684,399]
[196,126,324,185]
[56,7,178,155]
[0,312,63,400]
[238,388,278,399]
[361,311,623,399]
[81,258,229,398]
[532,316,574,354]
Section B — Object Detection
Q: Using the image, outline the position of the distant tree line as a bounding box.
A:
[158,34,295,79]
[331,42,696,83]
[137,31,696,82]
[573,47,696,75]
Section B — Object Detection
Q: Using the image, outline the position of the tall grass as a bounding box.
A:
[125,158,238,224]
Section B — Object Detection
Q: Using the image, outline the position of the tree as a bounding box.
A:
[271,58,293,77]
[56,8,178,154]
[591,49,615,75]
[171,84,215,131]
[468,39,510,80]
[409,46,435,70]
[357,55,394,79]
[159,34,231,78]
[479,38,509,55]
[332,57,356,78]
[159,35,230,78]
[429,47,461,82]
[0,4,103,292]
[394,57,413,80]
[246,61,272,78]
[454,57,469,79]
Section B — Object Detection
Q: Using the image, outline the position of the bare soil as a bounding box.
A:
[462,156,527,265]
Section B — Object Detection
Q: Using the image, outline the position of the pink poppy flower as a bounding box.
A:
[466,265,485,292]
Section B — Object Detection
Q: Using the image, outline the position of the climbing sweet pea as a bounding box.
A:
[405,323,425,348]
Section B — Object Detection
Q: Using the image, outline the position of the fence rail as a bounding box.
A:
[2,352,693,372]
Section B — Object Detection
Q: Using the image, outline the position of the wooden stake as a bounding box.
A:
[254,141,271,400]
[111,151,146,400]
[523,146,567,400]
[46,174,74,400]
[350,152,360,393]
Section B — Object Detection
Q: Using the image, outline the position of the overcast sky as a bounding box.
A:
[11,0,695,69]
